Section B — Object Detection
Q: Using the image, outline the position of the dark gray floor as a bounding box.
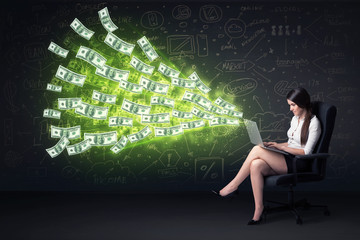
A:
[1,191,359,240]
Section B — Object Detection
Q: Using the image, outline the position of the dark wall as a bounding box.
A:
[1,0,359,191]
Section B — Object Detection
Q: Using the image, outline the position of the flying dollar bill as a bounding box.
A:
[51,125,81,139]
[98,7,118,32]
[171,77,196,89]
[95,64,130,82]
[141,113,170,124]
[158,62,180,78]
[109,117,133,127]
[92,90,117,104]
[172,109,193,119]
[84,131,117,146]
[76,46,107,70]
[206,104,224,115]
[140,76,169,95]
[188,72,211,94]
[43,109,61,119]
[181,120,205,130]
[150,96,175,108]
[119,79,143,94]
[48,42,69,58]
[70,18,94,40]
[55,65,86,87]
[104,32,135,56]
[182,91,212,110]
[214,96,236,110]
[121,98,151,115]
[130,56,154,75]
[191,106,214,120]
[75,102,108,120]
[127,126,152,143]
[155,125,183,137]
[46,136,70,158]
[58,98,82,110]
[110,136,129,154]
[66,139,92,156]
[209,117,240,126]
[47,83,62,93]
[222,109,243,118]
[137,36,159,62]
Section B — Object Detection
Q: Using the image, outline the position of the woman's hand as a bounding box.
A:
[264,142,286,150]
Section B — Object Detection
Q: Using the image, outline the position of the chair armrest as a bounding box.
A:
[294,153,330,160]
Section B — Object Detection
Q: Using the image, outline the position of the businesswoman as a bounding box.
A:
[214,87,321,225]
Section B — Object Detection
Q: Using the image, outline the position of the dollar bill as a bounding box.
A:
[188,72,211,94]
[75,102,108,120]
[141,113,170,124]
[182,91,212,110]
[104,32,135,56]
[70,18,94,40]
[121,98,151,115]
[47,83,62,93]
[206,104,224,115]
[92,90,117,104]
[119,79,143,94]
[46,136,70,158]
[55,65,86,87]
[76,46,107,70]
[158,62,180,78]
[171,77,196,89]
[43,109,61,119]
[172,109,193,119]
[140,76,169,95]
[58,98,82,110]
[214,96,236,110]
[110,136,129,154]
[222,109,243,118]
[137,36,159,62]
[130,56,154,75]
[191,106,214,120]
[66,139,92,156]
[127,126,152,143]
[51,125,81,139]
[109,117,133,127]
[150,96,175,108]
[155,125,183,137]
[181,120,205,130]
[95,64,130,82]
[209,117,240,126]
[48,42,69,58]
[84,131,118,146]
[98,7,118,32]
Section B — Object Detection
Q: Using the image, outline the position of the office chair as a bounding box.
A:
[264,101,337,225]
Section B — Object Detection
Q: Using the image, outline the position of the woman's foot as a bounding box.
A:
[219,183,238,197]
[252,205,264,221]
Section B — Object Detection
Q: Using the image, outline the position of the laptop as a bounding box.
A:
[244,119,290,155]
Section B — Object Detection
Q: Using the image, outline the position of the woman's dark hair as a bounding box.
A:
[286,87,312,146]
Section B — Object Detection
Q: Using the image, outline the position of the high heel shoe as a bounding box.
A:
[247,208,267,225]
[211,189,239,198]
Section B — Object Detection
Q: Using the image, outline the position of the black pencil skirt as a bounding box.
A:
[284,154,311,173]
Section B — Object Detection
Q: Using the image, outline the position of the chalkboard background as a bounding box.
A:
[1,0,359,192]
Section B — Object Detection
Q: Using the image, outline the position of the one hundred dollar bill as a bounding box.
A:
[137,36,159,62]
[48,42,69,58]
[130,56,154,75]
[104,32,135,56]
[191,106,214,120]
[84,131,117,146]
[75,102,108,120]
[95,64,130,82]
[209,117,240,126]
[155,125,183,137]
[109,117,133,127]
[58,98,82,110]
[121,98,151,115]
[182,91,212,110]
[66,139,92,156]
[171,77,196,89]
[222,109,243,118]
[110,136,128,154]
[47,83,62,93]
[46,136,70,158]
[141,113,170,124]
[76,46,107,70]
[43,109,61,119]
[119,79,143,94]
[158,62,180,78]
[92,90,117,104]
[172,109,193,119]
[188,72,211,94]
[214,96,236,110]
[150,96,175,108]
[51,125,81,139]
[140,76,169,95]
[127,126,152,143]
[55,65,86,87]
[181,120,205,130]
[98,7,118,32]
[70,18,94,40]
[206,104,224,115]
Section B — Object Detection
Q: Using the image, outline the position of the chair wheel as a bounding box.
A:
[296,217,303,225]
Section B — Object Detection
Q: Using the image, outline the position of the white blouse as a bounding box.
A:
[287,115,321,155]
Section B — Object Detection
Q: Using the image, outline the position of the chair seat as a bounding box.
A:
[265,173,324,186]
